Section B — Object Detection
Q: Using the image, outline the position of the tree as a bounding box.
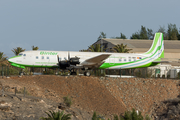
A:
[0,52,7,61]
[112,44,132,53]
[97,32,106,40]
[130,32,140,39]
[32,46,39,50]
[120,33,127,39]
[147,28,154,40]
[12,47,25,56]
[139,26,148,39]
[131,26,153,40]
[158,26,168,40]
[167,23,179,40]
[178,28,180,40]
[88,44,105,52]
[112,33,127,39]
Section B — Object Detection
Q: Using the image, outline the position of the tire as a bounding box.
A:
[84,72,90,76]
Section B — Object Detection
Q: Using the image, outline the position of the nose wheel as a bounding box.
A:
[84,71,90,76]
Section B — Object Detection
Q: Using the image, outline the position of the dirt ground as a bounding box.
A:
[0,75,180,119]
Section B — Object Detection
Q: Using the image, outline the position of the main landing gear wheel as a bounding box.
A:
[84,71,91,76]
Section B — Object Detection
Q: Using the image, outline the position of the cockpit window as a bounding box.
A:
[19,54,23,56]
[23,54,26,56]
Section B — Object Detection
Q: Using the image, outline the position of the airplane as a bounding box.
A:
[8,32,164,76]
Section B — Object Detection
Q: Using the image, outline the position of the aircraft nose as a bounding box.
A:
[8,57,14,63]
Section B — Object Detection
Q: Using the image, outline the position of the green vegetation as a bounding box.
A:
[9,67,19,75]
[112,44,132,53]
[92,112,105,120]
[112,108,151,120]
[97,32,106,40]
[88,44,106,52]
[111,33,127,39]
[63,96,72,107]
[40,110,71,120]
[11,47,25,56]
[130,24,180,40]
[0,52,7,62]
[32,45,39,50]
[131,26,153,40]
[91,109,151,120]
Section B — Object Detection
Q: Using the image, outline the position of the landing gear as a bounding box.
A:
[84,71,91,76]
[70,71,77,75]
[70,68,77,75]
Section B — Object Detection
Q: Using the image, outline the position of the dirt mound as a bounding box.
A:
[1,75,180,119]
[0,75,126,117]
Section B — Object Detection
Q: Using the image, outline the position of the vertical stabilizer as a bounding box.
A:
[144,33,164,59]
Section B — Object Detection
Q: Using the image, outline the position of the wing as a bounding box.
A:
[81,54,111,68]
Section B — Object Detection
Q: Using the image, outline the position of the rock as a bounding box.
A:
[58,103,67,110]
[0,106,10,111]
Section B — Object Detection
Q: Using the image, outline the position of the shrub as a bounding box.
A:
[23,67,30,75]
[92,111,105,120]
[113,108,151,120]
[40,110,71,120]
[9,67,19,75]
[63,96,72,107]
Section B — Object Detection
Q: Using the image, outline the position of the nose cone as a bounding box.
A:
[8,56,18,63]
[8,58,13,63]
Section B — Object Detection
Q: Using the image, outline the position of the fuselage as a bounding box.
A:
[8,50,159,69]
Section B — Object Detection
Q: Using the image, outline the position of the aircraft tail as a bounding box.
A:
[144,32,164,59]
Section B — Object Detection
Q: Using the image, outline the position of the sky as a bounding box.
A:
[0,0,180,58]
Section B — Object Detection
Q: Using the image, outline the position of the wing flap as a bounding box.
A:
[81,54,111,68]
[85,54,111,63]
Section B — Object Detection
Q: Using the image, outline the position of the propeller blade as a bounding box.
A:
[68,51,70,60]
[57,55,59,63]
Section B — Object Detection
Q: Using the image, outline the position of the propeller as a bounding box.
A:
[57,55,59,63]
[68,51,70,61]
[57,55,60,69]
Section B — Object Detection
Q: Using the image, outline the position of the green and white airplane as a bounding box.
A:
[8,32,164,76]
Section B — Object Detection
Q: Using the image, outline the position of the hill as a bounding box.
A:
[0,75,180,119]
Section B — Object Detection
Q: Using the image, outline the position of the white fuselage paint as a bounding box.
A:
[9,50,152,69]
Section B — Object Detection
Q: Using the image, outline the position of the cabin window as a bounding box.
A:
[47,56,49,59]
[119,58,122,62]
[42,56,44,59]
[132,57,136,61]
[128,57,131,61]
[124,59,126,62]
[36,56,38,59]
[23,54,26,56]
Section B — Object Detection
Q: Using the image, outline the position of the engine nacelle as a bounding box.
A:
[69,57,80,65]
[59,61,70,69]
[58,57,80,69]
